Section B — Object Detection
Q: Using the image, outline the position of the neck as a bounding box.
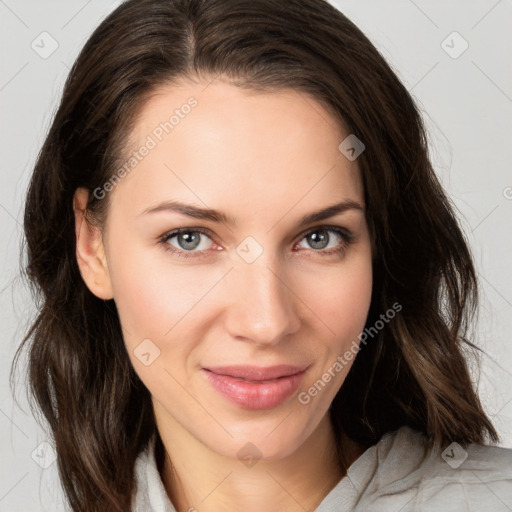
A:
[156,413,365,512]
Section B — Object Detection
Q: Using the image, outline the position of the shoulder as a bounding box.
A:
[357,426,512,512]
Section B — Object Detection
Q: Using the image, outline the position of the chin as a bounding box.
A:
[204,423,309,463]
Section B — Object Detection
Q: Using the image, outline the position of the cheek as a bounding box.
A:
[107,245,210,399]
[107,239,226,372]
[330,265,372,338]
[295,254,372,410]
[299,253,373,343]
[109,232,372,347]
[108,237,198,335]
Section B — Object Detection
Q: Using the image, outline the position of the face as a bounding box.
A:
[95,78,372,460]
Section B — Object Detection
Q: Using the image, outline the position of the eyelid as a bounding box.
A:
[159,226,218,249]
[159,224,354,258]
[161,224,353,242]
[294,224,354,244]
[162,226,216,240]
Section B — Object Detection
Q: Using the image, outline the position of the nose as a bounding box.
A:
[224,256,301,347]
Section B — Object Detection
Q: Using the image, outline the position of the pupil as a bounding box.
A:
[309,230,328,249]
[179,232,200,250]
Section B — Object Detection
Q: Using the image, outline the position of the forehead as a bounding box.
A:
[109,78,364,221]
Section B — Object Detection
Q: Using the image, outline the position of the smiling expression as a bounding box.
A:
[97,77,373,459]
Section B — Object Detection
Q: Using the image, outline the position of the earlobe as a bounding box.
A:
[73,188,114,300]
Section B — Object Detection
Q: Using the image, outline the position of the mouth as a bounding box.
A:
[204,364,310,381]
[201,364,310,410]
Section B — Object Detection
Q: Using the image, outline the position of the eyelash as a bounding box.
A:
[158,226,355,260]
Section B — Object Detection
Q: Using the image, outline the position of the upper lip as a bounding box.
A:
[204,364,310,381]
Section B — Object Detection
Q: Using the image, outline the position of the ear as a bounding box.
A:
[73,187,114,300]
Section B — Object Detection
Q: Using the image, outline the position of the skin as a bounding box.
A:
[74,77,373,512]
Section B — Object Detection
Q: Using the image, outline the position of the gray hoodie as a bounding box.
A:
[131,425,512,511]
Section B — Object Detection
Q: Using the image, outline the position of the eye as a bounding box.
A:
[159,227,217,259]
[159,225,354,260]
[295,227,353,256]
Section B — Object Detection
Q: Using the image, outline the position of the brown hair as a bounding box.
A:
[13,0,498,510]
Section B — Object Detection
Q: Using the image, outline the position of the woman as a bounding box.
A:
[14,0,512,511]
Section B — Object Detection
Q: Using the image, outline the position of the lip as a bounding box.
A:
[205,364,310,381]
[202,364,309,410]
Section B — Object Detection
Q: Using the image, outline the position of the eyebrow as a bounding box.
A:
[140,199,364,227]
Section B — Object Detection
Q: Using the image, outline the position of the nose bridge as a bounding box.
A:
[225,249,301,345]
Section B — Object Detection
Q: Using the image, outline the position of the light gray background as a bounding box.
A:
[1,1,511,510]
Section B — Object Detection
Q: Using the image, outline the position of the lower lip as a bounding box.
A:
[202,369,307,410]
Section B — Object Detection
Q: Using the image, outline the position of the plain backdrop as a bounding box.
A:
[0,1,511,510]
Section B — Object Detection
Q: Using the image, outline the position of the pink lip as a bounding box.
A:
[202,364,309,410]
